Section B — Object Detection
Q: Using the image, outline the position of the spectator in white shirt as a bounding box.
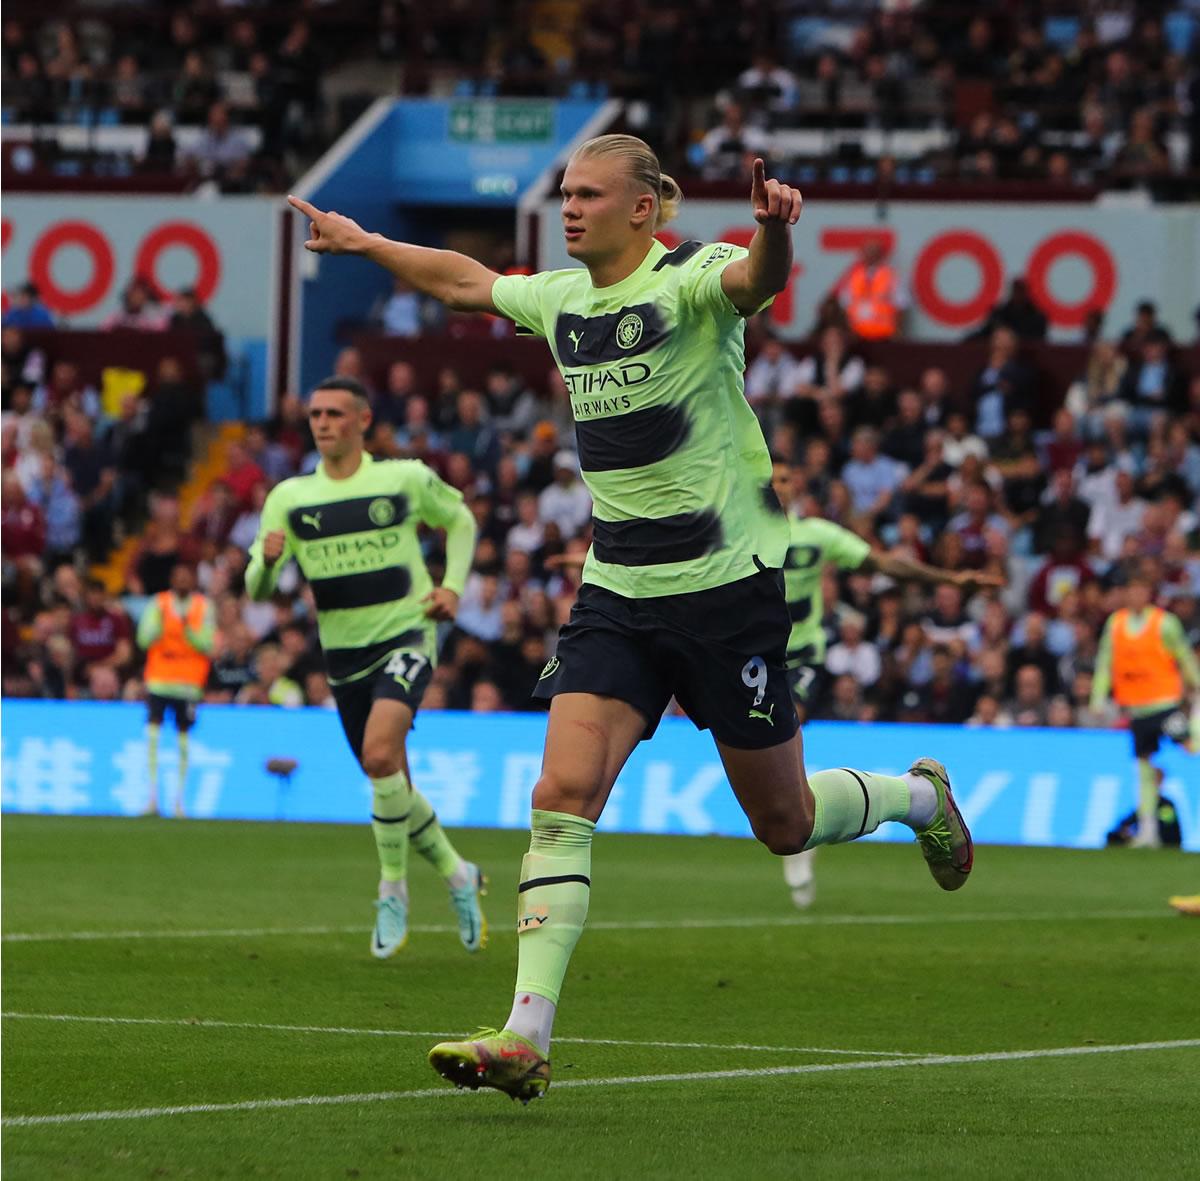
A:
[940,411,989,468]
[826,612,882,688]
[506,491,545,555]
[456,572,505,642]
[745,335,801,429]
[538,451,592,540]
[1086,468,1147,561]
[735,53,799,116]
[698,102,773,181]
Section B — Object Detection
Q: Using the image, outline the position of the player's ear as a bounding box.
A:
[630,191,655,230]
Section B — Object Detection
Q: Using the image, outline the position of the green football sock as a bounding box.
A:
[147,723,160,787]
[513,809,595,1005]
[371,770,411,882]
[1137,759,1158,834]
[408,788,462,879]
[803,768,911,850]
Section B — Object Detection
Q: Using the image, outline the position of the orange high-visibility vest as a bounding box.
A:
[1111,607,1183,708]
[145,592,210,689]
[843,263,899,339]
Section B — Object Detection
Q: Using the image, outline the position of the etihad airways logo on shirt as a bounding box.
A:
[564,360,652,406]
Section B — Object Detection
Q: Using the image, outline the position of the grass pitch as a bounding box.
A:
[3,815,1198,1179]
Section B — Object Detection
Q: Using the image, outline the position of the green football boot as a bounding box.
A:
[428,1029,550,1103]
[908,757,973,890]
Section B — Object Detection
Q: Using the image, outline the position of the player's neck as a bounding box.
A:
[587,238,654,289]
[322,448,366,480]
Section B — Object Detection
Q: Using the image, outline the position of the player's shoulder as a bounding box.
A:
[263,472,310,505]
[672,240,745,277]
[373,456,451,492]
[791,515,854,545]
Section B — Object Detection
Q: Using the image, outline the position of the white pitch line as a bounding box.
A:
[5,1039,1197,1128]
[0,909,1172,944]
[0,1013,929,1058]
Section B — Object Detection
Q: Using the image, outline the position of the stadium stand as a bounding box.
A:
[3,1,1199,733]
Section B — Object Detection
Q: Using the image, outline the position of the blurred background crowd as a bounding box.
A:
[3,1,1200,198]
[5,280,1199,729]
[2,0,1199,732]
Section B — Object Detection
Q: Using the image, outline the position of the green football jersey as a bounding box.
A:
[783,516,871,664]
[245,454,474,684]
[492,239,788,598]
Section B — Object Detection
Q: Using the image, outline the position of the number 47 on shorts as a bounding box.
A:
[385,649,429,691]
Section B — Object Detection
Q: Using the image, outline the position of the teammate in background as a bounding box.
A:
[289,135,975,1105]
[244,377,487,958]
[772,458,1003,906]
[1090,567,1200,848]
[137,562,215,817]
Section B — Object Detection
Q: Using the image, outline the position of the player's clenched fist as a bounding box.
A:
[262,530,287,564]
[750,158,802,227]
[287,195,372,255]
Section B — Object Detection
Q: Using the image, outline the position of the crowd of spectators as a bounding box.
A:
[5,290,1199,732]
[4,3,1198,196]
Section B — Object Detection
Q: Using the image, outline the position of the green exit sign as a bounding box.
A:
[449,101,554,143]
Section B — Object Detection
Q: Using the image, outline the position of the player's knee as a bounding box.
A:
[751,809,812,856]
[531,770,602,815]
[361,746,401,780]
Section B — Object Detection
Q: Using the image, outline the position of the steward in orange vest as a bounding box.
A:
[1090,571,1200,846]
[838,240,903,340]
[136,562,215,817]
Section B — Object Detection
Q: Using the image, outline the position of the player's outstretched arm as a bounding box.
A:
[720,158,802,316]
[864,551,1006,594]
[287,196,500,313]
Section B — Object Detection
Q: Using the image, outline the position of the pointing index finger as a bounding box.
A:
[287,195,319,218]
[752,158,766,188]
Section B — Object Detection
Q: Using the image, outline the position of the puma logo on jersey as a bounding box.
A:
[567,329,583,350]
[301,512,322,532]
[748,703,775,725]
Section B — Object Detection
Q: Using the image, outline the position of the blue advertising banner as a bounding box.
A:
[1,701,1196,850]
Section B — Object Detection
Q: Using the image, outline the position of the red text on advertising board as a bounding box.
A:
[1,219,222,316]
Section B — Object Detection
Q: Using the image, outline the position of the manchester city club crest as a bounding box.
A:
[368,497,396,526]
[616,312,643,349]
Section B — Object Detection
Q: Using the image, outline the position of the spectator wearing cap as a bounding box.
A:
[538,451,592,540]
[522,422,560,492]
[2,283,54,330]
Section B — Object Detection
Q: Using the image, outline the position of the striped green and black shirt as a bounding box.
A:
[491,238,788,599]
[246,454,476,684]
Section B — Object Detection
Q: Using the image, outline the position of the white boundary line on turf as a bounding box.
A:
[0,909,1173,944]
[0,1013,930,1058]
[5,1039,1198,1128]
